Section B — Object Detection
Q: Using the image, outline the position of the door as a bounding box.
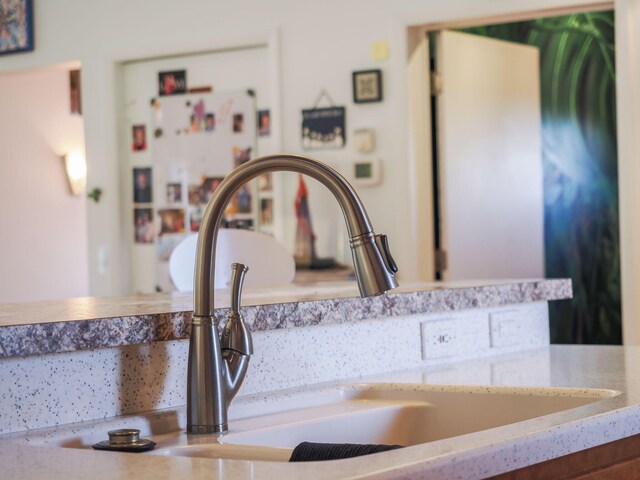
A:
[433,30,544,280]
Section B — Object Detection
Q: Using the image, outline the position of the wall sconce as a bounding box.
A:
[63,152,87,196]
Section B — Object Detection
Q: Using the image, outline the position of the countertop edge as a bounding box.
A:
[0,279,571,358]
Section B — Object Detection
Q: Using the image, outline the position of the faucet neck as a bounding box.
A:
[193,154,375,317]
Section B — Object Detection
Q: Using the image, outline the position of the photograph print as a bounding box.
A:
[166,183,182,204]
[133,167,153,203]
[158,70,187,96]
[258,109,270,136]
[134,208,154,244]
[158,208,185,235]
[132,125,147,151]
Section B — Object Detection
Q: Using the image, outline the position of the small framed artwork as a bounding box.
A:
[352,69,383,104]
[158,70,187,96]
[0,0,34,56]
[301,107,346,150]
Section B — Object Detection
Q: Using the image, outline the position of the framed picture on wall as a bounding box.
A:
[158,70,187,96]
[352,69,383,103]
[0,0,34,56]
[301,107,346,150]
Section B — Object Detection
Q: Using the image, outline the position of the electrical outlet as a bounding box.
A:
[421,320,457,360]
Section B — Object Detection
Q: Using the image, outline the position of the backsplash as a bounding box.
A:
[0,302,548,434]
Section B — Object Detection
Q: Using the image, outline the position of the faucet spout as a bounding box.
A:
[187,154,399,434]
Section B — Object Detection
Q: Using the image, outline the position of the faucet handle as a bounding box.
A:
[221,263,253,356]
[229,263,249,314]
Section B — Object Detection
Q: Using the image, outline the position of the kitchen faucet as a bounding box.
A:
[187,154,399,434]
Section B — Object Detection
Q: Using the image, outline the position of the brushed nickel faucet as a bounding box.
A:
[187,154,399,434]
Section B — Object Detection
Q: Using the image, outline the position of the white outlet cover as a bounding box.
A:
[489,311,523,348]
[421,319,457,360]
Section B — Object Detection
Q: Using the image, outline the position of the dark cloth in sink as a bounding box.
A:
[289,442,404,462]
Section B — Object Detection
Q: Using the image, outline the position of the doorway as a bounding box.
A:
[0,63,89,303]
[428,11,620,344]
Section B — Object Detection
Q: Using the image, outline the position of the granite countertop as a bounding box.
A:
[0,279,570,358]
[2,344,639,479]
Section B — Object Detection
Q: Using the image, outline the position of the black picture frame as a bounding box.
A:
[158,70,187,96]
[352,69,383,104]
[0,0,34,56]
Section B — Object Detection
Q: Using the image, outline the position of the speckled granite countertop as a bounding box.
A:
[0,279,570,358]
[2,345,638,479]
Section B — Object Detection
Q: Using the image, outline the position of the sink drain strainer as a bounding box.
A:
[92,428,156,453]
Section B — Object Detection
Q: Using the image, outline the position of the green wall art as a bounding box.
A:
[462,12,620,344]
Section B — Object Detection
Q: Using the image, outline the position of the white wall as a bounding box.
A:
[0,65,88,302]
[0,0,629,303]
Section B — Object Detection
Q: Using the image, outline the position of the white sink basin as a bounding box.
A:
[223,400,429,448]
[13,383,619,463]
[219,383,618,450]
[150,383,618,461]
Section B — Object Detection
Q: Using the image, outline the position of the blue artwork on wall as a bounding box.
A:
[463,12,620,344]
